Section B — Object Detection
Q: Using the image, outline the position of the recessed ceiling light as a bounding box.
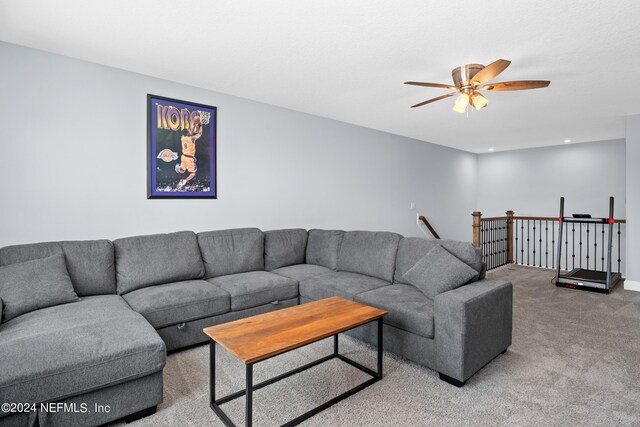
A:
[488,148,495,152]
[564,139,571,143]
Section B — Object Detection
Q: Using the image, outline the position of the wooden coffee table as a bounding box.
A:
[203,296,388,427]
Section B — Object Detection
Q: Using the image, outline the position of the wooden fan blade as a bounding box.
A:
[471,59,511,85]
[480,80,550,91]
[411,92,456,108]
[405,81,458,90]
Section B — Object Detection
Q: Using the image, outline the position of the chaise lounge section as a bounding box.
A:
[0,227,512,426]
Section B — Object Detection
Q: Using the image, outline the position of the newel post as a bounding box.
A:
[506,210,514,263]
[472,211,482,247]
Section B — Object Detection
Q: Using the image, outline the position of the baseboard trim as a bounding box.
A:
[624,280,640,292]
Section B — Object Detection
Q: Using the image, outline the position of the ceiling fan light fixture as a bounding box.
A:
[471,92,488,109]
[452,102,467,114]
[455,93,470,108]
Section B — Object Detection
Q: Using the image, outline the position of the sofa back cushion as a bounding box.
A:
[337,231,402,282]
[0,254,80,322]
[264,229,308,271]
[113,231,204,295]
[197,228,264,278]
[306,229,345,271]
[394,237,483,285]
[0,240,116,296]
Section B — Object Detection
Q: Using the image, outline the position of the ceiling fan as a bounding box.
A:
[405,59,550,113]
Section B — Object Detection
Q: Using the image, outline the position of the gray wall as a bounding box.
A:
[477,140,626,218]
[625,115,640,284]
[0,42,477,246]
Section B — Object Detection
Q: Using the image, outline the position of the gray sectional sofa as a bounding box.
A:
[0,228,512,426]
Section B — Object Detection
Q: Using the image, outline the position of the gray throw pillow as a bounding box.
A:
[0,253,80,323]
[403,245,478,299]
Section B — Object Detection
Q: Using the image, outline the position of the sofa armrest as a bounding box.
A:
[434,279,512,384]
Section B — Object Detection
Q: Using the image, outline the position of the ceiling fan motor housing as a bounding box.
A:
[452,64,484,88]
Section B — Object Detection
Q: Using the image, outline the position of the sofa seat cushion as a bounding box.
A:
[355,284,434,338]
[207,271,299,311]
[0,295,166,409]
[299,271,389,302]
[272,264,335,281]
[122,280,230,329]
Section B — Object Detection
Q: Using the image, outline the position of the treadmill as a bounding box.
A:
[554,196,621,294]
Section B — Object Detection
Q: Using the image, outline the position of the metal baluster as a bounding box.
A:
[505,220,508,266]
[617,223,622,274]
[545,221,549,268]
[486,221,490,270]
[579,223,582,269]
[601,224,605,271]
[592,223,597,269]
[480,221,485,265]
[587,223,591,270]
[500,220,503,267]
[552,221,555,269]
[572,223,575,269]
[533,220,537,267]
[538,220,542,267]
[515,219,518,265]
[504,220,507,266]
[565,222,568,270]
[521,220,525,265]
[492,220,495,270]
[486,221,489,267]
[527,220,530,266]
[494,220,497,269]
[499,220,502,267]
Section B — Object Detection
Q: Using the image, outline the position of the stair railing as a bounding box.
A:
[472,211,626,273]
[418,215,441,239]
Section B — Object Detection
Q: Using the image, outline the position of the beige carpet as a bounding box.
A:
[115,266,640,426]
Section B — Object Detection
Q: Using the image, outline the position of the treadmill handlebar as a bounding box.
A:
[560,217,611,224]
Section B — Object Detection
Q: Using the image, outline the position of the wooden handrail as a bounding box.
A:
[512,215,558,221]
[481,215,626,223]
[418,215,440,239]
[479,216,509,221]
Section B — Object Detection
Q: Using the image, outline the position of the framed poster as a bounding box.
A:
[147,94,217,198]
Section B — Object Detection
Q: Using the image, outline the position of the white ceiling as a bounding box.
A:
[1,0,639,153]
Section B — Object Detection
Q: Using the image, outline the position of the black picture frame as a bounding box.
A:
[147,94,217,199]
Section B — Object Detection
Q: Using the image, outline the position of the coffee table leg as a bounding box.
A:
[334,334,339,355]
[210,339,216,404]
[246,363,253,427]
[377,317,383,377]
